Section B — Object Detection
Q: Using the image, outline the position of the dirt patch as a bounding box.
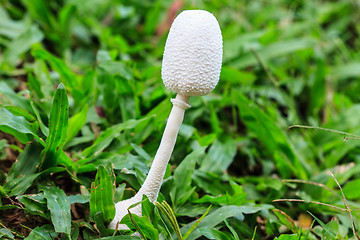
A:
[0,198,49,238]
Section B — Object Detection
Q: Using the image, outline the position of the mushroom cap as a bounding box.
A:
[161,10,223,96]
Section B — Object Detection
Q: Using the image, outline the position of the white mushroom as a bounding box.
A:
[109,9,222,230]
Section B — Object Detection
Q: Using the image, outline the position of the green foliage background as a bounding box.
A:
[0,0,360,239]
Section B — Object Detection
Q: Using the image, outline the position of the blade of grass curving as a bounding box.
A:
[273,199,347,211]
[127,210,147,239]
[40,83,69,170]
[307,211,336,238]
[281,179,339,197]
[40,186,71,235]
[182,205,211,240]
[251,226,257,240]
[30,101,49,137]
[250,48,279,87]
[90,165,116,224]
[155,201,182,240]
[289,125,360,139]
[154,207,174,240]
[304,220,315,240]
[224,219,239,240]
[329,172,360,239]
[120,199,158,239]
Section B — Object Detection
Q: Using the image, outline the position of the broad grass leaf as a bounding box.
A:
[67,194,90,204]
[198,228,232,240]
[0,6,27,38]
[273,234,299,240]
[193,171,232,196]
[3,25,43,65]
[180,205,263,240]
[7,141,42,182]
[97,59,133,81]
[5,167,65,197]
[5,141,42,196]
[90,166,115,224]
[131,143,151,162]
[82,116,152,158]
[17,193,49,219]
[4,106,37,124]
[121,213,159,240]
[31,49,85,105]
[331,62,360,80]
[0,228,14,239]
[0,82,33,114]
[199,137,236,174]
[41,186,71,235]
[41,83,68,169]
[171,147,206,208]
[342,179,360,200]
[5,173,41,197]
[0,108,41,144]
[31,49,76,88]
[133,99,170,143]
[24,224,58,240]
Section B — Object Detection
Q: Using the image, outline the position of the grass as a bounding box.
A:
[0,0,360,239]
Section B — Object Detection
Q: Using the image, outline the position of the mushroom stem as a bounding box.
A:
[138,93,190,202]
[109,94,190,229]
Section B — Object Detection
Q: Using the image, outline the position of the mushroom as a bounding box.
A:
[109,9,223,230]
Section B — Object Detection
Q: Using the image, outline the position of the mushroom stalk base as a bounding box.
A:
[109,94,190,230]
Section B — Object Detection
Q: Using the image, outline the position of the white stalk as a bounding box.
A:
[108,94,190,229]
[137,94,190,201]
[109,9,222,230]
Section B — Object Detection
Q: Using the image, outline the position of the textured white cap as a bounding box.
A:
[161,10,223,96]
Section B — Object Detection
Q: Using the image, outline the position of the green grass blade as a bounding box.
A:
[0,107,43,144]
[127,210,148,240]
[90,166,116,224]
[7,141,42,182]
[41,186,71,235]
[94,211,111,237]
[155,201,182,240]
[40,83,69,169]
[182,205,211,240]
[82,116,152,158]
[24,224,58,240]
[66,103,88,144]
[307,211,337,238]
